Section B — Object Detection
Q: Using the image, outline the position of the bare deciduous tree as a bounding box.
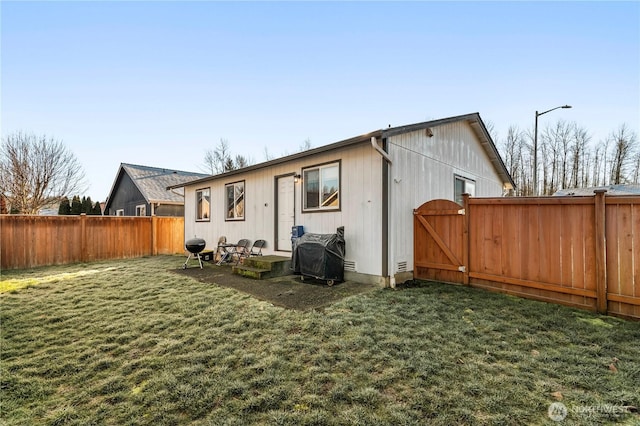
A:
[497,119,637,195]
[263,146,274,161]
[202,139,232,175]
[299,138,312,152]
[501,126,529,195]
[0,132,86,214]
[202,139,253,174]
[608,124,637,184]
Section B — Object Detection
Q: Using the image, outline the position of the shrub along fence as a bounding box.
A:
[1,215,185,270]
[414,191,640,320]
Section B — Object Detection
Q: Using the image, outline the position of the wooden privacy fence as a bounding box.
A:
[1,215,185,270]
[414,191,640,320]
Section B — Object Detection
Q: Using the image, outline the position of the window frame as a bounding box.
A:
[195,187,211,222]
[454,174,476,206]
[135,204,146,216]
[225,180,245,222]
[116,209,124,216]
[302,160,341,213]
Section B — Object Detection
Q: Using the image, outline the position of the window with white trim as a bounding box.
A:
[116,209,124,216]
[196,188,210,221]
[225,181,244,220]
[454,175,475,205]
[135,204,146,216]
[303,161,340,211]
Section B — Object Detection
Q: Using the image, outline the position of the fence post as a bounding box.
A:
[80,213,87,263]
[594,189,607,314]
[462,193,470,285]
[151,215,158,256]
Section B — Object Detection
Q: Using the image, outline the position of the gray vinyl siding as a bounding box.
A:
[184,143,384,277]
[387,120,505,277]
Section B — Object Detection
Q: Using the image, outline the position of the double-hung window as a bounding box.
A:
[225,181,245,220]
[454,175,475,205]
[303,161,340,212]
[135,204,146,216]
[196,188,210,221]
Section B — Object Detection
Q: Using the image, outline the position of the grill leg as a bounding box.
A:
[183,252,204,269]
[183,253,193,269]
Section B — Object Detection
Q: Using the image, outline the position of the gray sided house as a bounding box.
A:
[171,113,515,286]
[105,163,208,217]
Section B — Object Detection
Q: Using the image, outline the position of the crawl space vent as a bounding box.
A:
[396,261,407,273]
[344,260,356,272]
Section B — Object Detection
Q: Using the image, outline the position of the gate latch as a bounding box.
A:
[458,266,466,273]
[458,209,465,215]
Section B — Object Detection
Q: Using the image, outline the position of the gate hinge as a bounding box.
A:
[458,266,466,272]
[458,209,465,215]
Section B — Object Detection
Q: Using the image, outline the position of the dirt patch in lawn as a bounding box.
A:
[171,263,378,311]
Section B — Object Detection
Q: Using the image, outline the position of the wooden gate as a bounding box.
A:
[413,199,467,284]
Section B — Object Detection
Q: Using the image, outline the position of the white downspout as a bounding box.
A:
[371,136,395,288]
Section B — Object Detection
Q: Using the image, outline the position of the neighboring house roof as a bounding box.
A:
[106,163,209,209]
[554,184,640,196]
[168,112,515,190]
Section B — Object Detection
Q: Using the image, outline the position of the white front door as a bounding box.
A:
[276,175,295,251]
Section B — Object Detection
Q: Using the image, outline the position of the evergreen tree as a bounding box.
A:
[82,196,93,214]
[58,197,71,215]
[90,201,102,215]
[70,195,82,215]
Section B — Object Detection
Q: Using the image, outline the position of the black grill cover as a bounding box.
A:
[292,227,345,282]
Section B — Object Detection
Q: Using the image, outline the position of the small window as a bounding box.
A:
[225,181,245,220]
[454,175,475,205]
[196,188,210,221]
[116,209,124,216]
[135,204,146,216]
[303,161,340,212]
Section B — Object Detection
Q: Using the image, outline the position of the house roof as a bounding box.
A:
[105,163,209,209]
[168,113,515,190]
[554,184,640,196]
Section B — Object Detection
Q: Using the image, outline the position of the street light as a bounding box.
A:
[533,104,572,195]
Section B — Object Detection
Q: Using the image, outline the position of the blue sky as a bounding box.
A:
[2,1,639,201]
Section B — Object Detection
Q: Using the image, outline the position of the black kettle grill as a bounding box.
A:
[183,237,206,269]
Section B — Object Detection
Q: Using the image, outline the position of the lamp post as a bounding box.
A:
[533,105,572,195]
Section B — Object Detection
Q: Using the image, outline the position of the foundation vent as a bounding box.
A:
[396,261,407,273]
[344,260,357,272]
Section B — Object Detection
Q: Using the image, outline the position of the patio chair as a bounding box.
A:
[215,236,233,265]
[250,239,266,256]
[229,239,251,265]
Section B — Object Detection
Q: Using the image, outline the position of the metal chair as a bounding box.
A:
[250,239,266,256]
[229,239,251,265]
[215,236,232,265]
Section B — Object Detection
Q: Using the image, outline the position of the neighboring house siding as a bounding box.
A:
[107,173,148,216]
[388,120,505,277]
[155,204,184,217]
[184,143,384,278]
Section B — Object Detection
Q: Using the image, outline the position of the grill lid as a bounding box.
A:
[185,238,206,253]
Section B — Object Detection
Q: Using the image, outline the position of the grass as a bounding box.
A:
[1,255,639,425]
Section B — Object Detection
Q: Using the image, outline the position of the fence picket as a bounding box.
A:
[1,215,185,270]
[414,193,640,320]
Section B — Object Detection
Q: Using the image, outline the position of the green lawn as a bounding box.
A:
[1,256,639,425]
